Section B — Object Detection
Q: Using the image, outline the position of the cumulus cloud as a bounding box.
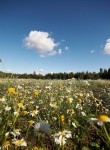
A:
[24,30,58,55]
[104,38,110,54]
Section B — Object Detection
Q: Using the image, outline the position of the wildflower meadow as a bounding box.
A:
[0,79,110,149]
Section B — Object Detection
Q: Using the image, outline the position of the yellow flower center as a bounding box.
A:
[59,131,65,136]
[78,99,82,103]
[68,98,72,103]
[28,120,35,125]
[60,98,63,101]
[98,115,110,121]
[16,140,22,145]
[18,103,23,107]
[23,111,28,115]
[32,110,36,114]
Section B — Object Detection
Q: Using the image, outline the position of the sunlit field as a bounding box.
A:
[0,79,110,150]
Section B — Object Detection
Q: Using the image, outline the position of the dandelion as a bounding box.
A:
[33,91,39,96]
[8,87,15,93]
[89,115,110,126]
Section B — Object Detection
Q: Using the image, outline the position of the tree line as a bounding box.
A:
[0,68,110,80]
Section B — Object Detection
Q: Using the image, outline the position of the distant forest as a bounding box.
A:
[0,68,110,80]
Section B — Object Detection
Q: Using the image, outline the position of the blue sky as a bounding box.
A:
[0,0,110,74]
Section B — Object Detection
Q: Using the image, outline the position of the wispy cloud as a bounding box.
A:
[65,46,69,50]
[40,49,62,57]
[58,49,62,55]
[90,50,95,53]
[61,39,65,42]
[36,68,44,75]
[104,38,110,54]
[24,30,59,56]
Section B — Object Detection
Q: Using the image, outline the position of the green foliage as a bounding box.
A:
[0,67,110,79]
[0,79,110,149]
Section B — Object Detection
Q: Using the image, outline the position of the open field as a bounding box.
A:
[0,79,110,149]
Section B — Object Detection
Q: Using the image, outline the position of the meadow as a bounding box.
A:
[0,79,110,150]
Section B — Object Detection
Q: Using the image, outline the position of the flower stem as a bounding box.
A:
[103,124,110,142]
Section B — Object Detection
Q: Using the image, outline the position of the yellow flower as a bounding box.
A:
[98,115,110,122]
[13,92,19,95]
[59,97,63,101]
[18,102,23,108]
[8,87,15,93]
[23,110,28,115]
[32,146,44,150]
[67,98,73,103]
[78,99,82,103]
[28,120,35,126]
[60,115,65,123]
[2,141,10,148]
[89,115,110,126]
[32,146,38,150]
[33,91,39,96]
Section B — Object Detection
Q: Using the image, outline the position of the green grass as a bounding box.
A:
[0,79,110,149]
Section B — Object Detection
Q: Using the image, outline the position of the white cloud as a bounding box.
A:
[6,69,12,73]
[24,30,58,54]
[40,49,62,57]
[104,38,110,54]
[58,49,62,55]
[40,50,57,57]
[61,39,65,42]
[90,50,95,53]
[65,46,69,50]
[36,68,44,75]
